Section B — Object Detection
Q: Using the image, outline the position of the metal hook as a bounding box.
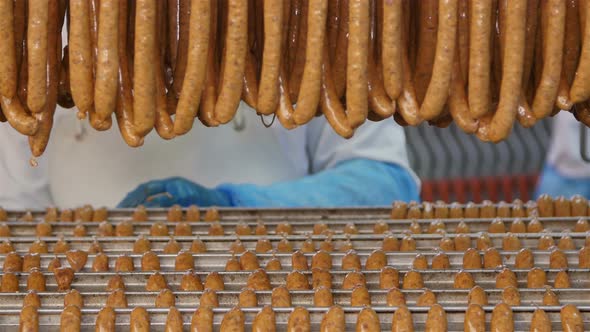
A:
[259,113,276,128]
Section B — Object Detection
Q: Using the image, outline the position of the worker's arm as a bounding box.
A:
[118,118,420,208]
[117,158,419,207]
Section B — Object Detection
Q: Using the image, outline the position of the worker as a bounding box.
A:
[535,111,590,199]
[0,102,419,209]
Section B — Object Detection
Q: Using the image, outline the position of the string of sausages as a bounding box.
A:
[1,0,590,156]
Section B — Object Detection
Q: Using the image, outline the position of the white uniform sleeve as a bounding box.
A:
[0,126,53,209]
[305,117,419,183]
[546,112,590,178]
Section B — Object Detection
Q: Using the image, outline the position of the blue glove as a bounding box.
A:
[535,164,590,199]
[117,177,232,208]
[118,158,419,208]
[217,158,420,207]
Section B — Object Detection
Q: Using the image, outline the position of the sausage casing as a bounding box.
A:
[173,0,210,135]
[19,305,39,332]
[26,0,49,113]
[133,0,157,136]
[94,0,119,121]
[287,307,311,332]
[60,305,81,332]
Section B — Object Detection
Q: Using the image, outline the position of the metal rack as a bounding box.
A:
[0,207,588,331]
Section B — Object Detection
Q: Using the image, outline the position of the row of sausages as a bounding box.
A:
[4,213,589,238]
[0,263,584,293]
[17,303,586,331]
[5,283,576,310]
[1,226,589,255]
[3,0,590,155]
[0,204,219,222]
[3,242,590,274]
[391,195,590,220]
[2,193,588,224]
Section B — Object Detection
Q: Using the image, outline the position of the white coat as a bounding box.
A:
[546,111,590,178]
[0,103,414,208]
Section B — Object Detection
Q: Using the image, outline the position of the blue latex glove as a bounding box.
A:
[118,158,419,208]
[218,158,419,206]
[118,177,232,208]
[535,164,590,199]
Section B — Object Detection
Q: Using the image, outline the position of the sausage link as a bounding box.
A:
[487,0,527,142]
[531,0,566,118]
[171,0,189,98]
[522,0,540,96]
[368,50,396,118]
[114,0,143,147]
[212,0,248,124]
[95,307,116,332]
[382,0,403,100]
[271,286,292,307]
[464,304,485,332]
[425,304,447,332]
[191,306,214,332]
[332,0,349,98]
[241,51,259,109]
[516,92,537,128]
[173,0,210,135]
[29,0,60,157]
[252,306,276,332]
[320,306,345,332]
[19,305,38,332]
[13,0,26,77]
[220,307,245,332]
[449,44,478,133]
[60,305,81,332]
[291,0,328,125]
[556,0,581,110]
[93,0,119,122]
[0,0,17,98]
[197,0,219,127]
[530,309,551,332]
[490,303,514,332]
[561,304,584,332]
[320,41,354,138]
[289,0,308,101]
[68,0,94,117]
[154,0,175,140]
[356,307,380,332]
[391,305,413,332]
[419,0,458,120]
[456,0,469,81]
[286,0,301,79]
[257,0,284,115]
[570,1,590,103]
[414,0,438,104]
[130,307,150,332]
[287,307,311,332]
[132,0,157,135]
[467,0,493,118]
[165,307,183,332]
[167,0,179,74]
[396,43,423,126]
[26,0,48,113]
[346,0,370,128]
[1,95,39,136]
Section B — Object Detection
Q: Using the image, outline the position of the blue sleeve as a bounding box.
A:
[217,158,420,207]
